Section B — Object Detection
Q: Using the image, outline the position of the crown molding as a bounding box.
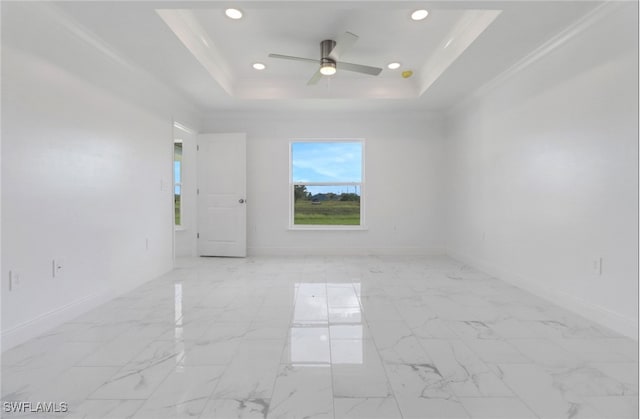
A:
[33,2,203,119]
[447,1,623,116]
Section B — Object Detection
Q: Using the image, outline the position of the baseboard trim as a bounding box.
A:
[1,266,173,352]
[1,290,113,352]
[248,247,446,257]
[447,249,638,341]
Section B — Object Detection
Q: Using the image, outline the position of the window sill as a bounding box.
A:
[288,225,368,231]
[174,226,185,232]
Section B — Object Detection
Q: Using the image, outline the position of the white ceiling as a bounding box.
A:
[22,1,602,114]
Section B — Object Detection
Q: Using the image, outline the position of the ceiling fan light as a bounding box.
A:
[411,9,429,21]
[320,62,337,76]
[225,8,243,19]
[387,62,401,70]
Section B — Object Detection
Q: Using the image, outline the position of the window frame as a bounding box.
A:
[174,139,183,229]
[288,138,366,230]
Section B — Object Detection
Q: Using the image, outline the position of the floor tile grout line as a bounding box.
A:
[326,280,337,419]
[421,322,544,419]
[473,361,543,419]
[358,289,405,418]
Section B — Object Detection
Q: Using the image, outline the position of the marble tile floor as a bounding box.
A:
[1,255,638,418]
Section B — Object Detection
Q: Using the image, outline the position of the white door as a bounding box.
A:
[197,133,247,257]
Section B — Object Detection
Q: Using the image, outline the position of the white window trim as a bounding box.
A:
[288,138,366,230]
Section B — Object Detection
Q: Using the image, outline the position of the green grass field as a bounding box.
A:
[174,195,181,225]
[294,200,360,225]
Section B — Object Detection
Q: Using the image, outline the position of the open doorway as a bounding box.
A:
[173,122,198,258]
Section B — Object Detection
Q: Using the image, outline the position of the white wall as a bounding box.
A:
[444,3,638,339]
[200,112,446,255]
[1,3,200,349]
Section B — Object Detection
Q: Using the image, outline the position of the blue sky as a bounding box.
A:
[292,141,362,183]
[174,161,181,194]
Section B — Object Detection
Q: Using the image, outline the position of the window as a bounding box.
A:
[290,140,364,228]
[174,140,183,226]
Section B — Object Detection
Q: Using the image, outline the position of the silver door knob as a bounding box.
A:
[238,199,245,204]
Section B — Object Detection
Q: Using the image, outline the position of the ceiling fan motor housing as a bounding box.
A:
[321,39,337,62]
[319,39,337,75]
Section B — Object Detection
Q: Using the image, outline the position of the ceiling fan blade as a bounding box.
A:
[268,53,319,64]
[307,68,323,85]
[328,31,359,61]
[336,61,383,76]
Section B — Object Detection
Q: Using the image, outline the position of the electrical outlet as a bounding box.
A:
[592,257,603,276]
[9,270,21,291]
[52,259,64,279]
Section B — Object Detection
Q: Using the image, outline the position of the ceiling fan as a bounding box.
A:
[268,32,383,85]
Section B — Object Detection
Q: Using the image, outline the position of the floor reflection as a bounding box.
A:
[291,283,363,365]
[174,282,186,370]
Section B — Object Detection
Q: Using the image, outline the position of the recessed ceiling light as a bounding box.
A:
[387,62,401,70]
[411,9,429,21]
[225,8,243,19]
[252,62,266,70]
